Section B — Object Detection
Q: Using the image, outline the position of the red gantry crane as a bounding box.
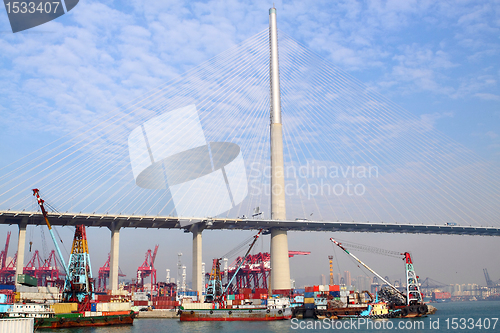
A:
[224,250,310,292]
[0,232,16,284]
[97,253,126,292]
[23,250,65,286]
[137,245,159,291]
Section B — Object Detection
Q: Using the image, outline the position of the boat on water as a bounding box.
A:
[180,298,292,321]
[179,229,292,322]
[0,299,135,329]
[329,238,429,319]
[1,189,136,329]
[34,310,135,329]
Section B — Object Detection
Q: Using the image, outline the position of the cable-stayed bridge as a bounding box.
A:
[2,210,500,236]
[0,9,499,294]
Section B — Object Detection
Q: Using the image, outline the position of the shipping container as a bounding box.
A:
[16,274,37,287]
[304,297,314,304]
[51,303,78,314]
[304,292,314,298]
[0,318,34,333]
[0,284,16,291]
[432,292,451,300]
[313,285,319,292]
[305,286,314,293]
[305,303,315,309]
[329,285,340,292]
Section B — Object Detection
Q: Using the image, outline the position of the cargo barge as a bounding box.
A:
[34,310,134,329]
[180,305,291,321]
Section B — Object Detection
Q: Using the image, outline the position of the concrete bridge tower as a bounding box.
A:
[269,7,291,290]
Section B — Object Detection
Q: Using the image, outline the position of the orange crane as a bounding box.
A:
[137,245,159,291]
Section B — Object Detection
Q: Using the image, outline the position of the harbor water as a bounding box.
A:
[38,301,500,332]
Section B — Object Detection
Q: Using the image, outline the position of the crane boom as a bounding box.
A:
[330,238,404,297]
[223,229,263,295]
[32,189,70,279]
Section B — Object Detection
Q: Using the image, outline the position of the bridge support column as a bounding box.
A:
[109,223,121,293]
[15,218,28,285]
[269,7,291,291]
[192,224,203,302]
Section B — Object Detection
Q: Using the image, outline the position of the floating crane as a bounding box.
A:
[33,189,94,310]
[330,238,424,306]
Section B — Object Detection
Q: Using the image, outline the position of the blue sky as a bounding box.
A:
[0,1,499,287]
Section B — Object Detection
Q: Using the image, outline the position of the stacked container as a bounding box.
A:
[304,286,315,310]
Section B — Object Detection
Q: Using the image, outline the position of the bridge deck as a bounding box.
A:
[1,211,499,236]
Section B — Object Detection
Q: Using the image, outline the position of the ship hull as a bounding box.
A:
[180,308,292,321]
[34,311,134,329]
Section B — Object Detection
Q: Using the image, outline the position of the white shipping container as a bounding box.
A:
[0,318,34,333]
[108,302,131,312]
[318,285,325,292]
[16,286,38,293]
[96,303,110,312]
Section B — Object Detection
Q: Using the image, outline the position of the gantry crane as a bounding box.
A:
[137,245,159,291]
[97,253,126,291]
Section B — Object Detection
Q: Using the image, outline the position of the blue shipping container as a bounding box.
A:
[305,303,315,309]
[330,291,340,297]
[304,292,314,298]
[0,285,16,291]
[91,303,97,312]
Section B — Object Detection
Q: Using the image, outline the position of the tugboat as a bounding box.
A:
[330,238,428,318]
[179,230,292,321]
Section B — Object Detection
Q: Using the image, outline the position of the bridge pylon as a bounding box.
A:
[269,7,291,291]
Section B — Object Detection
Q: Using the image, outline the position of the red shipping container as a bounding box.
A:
[134,300,148,306]
[331,285,340,291]
[305,286,314,293]
[313,285,320,292]
[272,289,291,296]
